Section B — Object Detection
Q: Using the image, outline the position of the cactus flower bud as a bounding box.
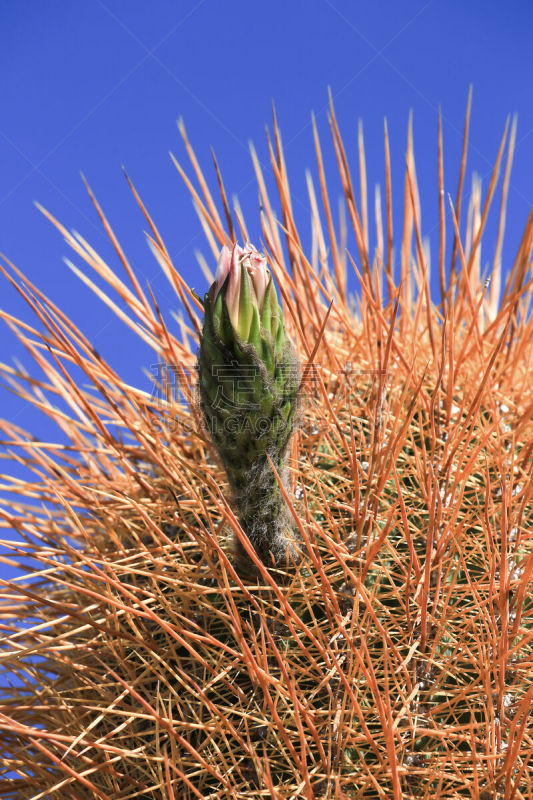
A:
[198,242,301,570]
[211,244,270,341]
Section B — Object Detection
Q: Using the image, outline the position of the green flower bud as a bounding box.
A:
[198,243,301,570]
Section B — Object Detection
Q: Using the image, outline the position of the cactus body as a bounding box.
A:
[0,101,532,799]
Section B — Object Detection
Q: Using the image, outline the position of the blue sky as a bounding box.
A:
[0,1,532,559]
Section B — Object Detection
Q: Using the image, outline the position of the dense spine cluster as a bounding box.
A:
[0,97,531,798]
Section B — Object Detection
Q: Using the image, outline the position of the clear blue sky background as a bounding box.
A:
[0,1,532,569]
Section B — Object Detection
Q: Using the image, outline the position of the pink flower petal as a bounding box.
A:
[242,246,268,308]
[213,245,232,302]
[249,262,268,307]
[225,244,243,330]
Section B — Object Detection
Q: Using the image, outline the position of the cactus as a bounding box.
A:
[0,97,532,799]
